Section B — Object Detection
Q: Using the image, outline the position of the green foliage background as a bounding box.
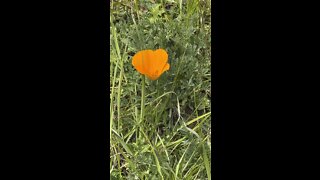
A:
[110,0,211,179]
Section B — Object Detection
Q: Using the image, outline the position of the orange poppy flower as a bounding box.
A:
[132,49,170,80]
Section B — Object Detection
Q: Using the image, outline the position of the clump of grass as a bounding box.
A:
[110,0,211,179]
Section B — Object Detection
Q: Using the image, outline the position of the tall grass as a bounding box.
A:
[110,0,211,179]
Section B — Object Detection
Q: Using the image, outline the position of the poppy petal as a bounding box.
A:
[161,63,170,74]
[132,49,170,80]
[140,50,155,75]
[132,51,146,74]
[154,49,168,73]
[132,50,153,75]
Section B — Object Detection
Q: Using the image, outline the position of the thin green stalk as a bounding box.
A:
[117,56,124,132]
[110,52,119,138]
[134,0,140,21]
[161,0,164,11]
[111,15,123,132]
[140,75,145,122]
[179,0,183,16]
[139,75,145,139]
[110,15,118,139]
[202,144,211,179]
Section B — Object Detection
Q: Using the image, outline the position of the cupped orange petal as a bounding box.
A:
[141,50,156,76]
[132,49,170,80]
[132,50,153,75]
[160,63,170,74]
[154,49,169,74]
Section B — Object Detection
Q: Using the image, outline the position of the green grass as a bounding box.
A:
[110,0,211,179]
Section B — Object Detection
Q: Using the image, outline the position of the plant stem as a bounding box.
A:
[139,75,145,139]
[140,75,145,121]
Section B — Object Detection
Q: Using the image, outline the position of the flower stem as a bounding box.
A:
[139,75,145,139]
[140,76,145,117]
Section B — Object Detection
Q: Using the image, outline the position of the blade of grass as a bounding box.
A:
[202,143,211,179]
[112,129,133,156]
[185,112,211,126]
[156,133,170,162]
[175,143,190,178]
[139,126,164,180]
[111,15,124,132]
